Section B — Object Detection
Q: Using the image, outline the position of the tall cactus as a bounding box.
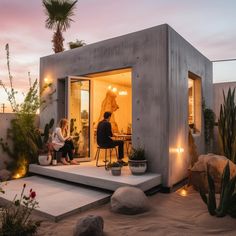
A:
[29,118,54,154]
[218,88,236,164]
[200,162,236,218]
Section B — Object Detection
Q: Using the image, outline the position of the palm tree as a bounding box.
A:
[43,0,78,53]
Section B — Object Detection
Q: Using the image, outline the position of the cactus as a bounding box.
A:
[29,118,54,154]
[200,162,236,218]
[42,118,54,144]
[218,88,236,164]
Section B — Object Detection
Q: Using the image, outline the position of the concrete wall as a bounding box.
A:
[0,113,16,169]
[40,24,212,187]
[168,26,213,186]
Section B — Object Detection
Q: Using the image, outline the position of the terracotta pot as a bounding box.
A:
[128,160,147,175]
[38,154,52,166]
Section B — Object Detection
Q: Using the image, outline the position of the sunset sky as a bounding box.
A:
[0,0,236,112]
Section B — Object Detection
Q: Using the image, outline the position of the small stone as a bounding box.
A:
[73,215,104,236]
[110,186,149,215]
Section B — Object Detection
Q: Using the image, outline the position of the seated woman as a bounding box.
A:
[52,118,79,165]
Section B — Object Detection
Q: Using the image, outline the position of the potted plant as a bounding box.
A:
[128,147,147,175]
[107,161,122,176]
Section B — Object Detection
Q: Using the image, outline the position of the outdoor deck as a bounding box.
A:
[29,161,162,192]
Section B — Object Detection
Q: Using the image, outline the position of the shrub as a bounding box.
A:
[0,184,41,235]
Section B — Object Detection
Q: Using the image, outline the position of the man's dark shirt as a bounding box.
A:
[97,119,113,147]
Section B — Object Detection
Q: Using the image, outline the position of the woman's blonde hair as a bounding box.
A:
[59,118,68,129]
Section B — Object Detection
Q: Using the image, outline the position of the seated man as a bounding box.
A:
[97,111,126,164]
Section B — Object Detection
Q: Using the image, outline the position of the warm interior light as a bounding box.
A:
[176,147,184,153]
[112,87,117,92]
[108,85,112,90]
[118,91,128,96]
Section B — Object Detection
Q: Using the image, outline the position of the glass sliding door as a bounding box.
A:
[67,77,90,159]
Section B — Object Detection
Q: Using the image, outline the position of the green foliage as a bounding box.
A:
[0,81,41,171]
[218,88,236,163]
[128,147,145,161]
[204,108,216,151]
[43,0,78,53]
[0,184,41,236]
[68,39,86,49]
[0,44,42,173]
[29,119,54,155]
[107,161,122,168]
[200,162,236,218]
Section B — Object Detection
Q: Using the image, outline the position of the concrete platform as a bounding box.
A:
[29,162,161,192]
[0,176,110,221]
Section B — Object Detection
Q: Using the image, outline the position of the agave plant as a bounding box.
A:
[218,88,236,164]
[200,162,236,217]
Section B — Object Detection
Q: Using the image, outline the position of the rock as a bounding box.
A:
[110,186,149,215]
[0,169,11,181]
[190,154,236,193]
[73,215,104,236]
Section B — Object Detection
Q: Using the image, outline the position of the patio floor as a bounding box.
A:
[0,176,110,221]
[29,161,162,192]
[0,161,161,221]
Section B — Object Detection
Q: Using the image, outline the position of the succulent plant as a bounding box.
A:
[200,161,236,218]
[218,88,236,164]
[128,147,145,161]
[29,118,54,154]
[107,161,122,168]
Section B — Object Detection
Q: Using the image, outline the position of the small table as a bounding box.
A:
[113,134,132,154]
[113,134,132,140]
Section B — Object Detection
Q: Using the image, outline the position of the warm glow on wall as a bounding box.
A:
[108,85,112,90]
[176,147,184,153]
[44,77,49,84]
[12,159,28,179]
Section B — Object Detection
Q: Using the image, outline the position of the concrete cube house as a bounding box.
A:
[40,24,212,188]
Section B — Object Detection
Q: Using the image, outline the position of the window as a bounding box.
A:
[188,72,202,133]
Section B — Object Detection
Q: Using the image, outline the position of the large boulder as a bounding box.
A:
[73,215,104,236]
[0,169,11,181]
[190,154,236,193]
[110,186,149,215]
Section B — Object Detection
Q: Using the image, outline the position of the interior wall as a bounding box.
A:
[93,80,132,133]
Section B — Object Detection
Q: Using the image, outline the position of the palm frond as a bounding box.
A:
[43,0,77,31]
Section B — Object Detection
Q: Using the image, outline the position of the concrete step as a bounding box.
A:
[29,162,162,192]
[0,176,110,222]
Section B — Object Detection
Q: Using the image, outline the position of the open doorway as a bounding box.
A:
[58,68,132,162]
[87,68,132,161]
